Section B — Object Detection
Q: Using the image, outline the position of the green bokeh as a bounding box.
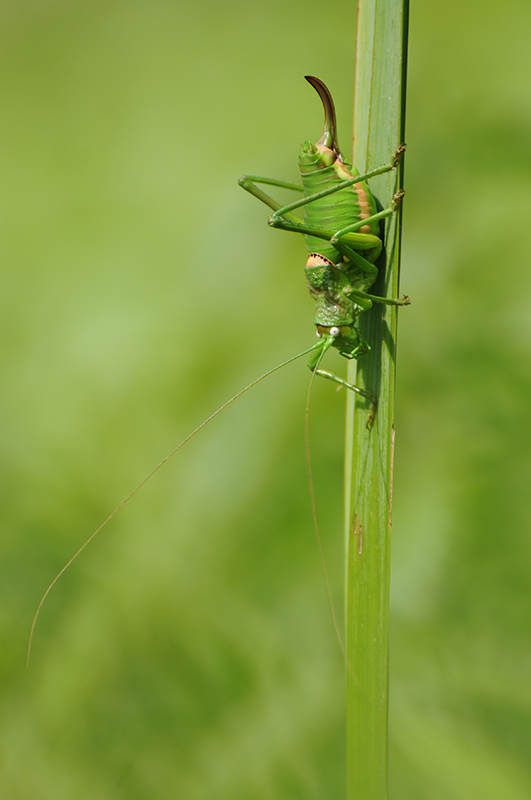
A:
[2,1,531,798]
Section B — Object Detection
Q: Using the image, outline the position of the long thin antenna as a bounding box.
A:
[27,343,319,668]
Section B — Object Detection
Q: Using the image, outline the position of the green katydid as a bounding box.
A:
[239,75,409,427]
[27,76,408,665]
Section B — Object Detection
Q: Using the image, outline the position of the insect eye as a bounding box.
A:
[329,326,340,337]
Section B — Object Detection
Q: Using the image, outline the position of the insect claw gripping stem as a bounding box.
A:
[392,143,407,167]
[392,188,405,210]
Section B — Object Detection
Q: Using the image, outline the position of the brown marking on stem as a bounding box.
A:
[353,514,363,555]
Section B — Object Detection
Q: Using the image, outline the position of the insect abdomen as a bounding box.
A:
[299,147,379,263]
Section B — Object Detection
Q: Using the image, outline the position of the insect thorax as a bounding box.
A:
[305,253,359,328]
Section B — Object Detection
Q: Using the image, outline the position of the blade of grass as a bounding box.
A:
[344,1,409,797]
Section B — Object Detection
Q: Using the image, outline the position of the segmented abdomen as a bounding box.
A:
[300,159,379,263]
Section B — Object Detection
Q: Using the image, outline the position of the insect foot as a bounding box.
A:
[392,143,407,166]
[392,189,405,211]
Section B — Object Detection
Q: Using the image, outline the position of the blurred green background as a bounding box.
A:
[2,1,531,797]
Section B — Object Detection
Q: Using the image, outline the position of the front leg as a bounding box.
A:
[307,331,377,428]
[314,368,377,424]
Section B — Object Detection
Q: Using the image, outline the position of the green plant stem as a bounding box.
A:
[344,1,409,798]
